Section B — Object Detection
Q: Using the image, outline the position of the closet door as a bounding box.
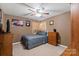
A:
[71,3,79,56]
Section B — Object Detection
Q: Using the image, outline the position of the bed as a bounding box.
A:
[21,31,48,49]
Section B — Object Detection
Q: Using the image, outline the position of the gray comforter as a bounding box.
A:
[21,34,48,49]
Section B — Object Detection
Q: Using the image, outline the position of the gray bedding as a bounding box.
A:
[21,32,48,49]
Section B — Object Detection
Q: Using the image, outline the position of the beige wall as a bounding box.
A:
[39,21,47,31]
[32,21,41,33]
[2,14,40,43]
[40,12,71,46]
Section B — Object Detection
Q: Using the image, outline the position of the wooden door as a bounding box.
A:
[62,4,79,56]
[62,3,79,56]
[71,3,79,56]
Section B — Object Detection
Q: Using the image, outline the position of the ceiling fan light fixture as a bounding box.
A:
[39,9,43,13]
[35,13,42,17]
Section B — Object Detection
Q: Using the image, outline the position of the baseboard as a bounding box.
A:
[13,42,20,45]
[58,44,68,48]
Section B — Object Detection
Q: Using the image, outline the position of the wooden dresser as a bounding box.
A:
[48,32,58,46]
[0,33,13,56]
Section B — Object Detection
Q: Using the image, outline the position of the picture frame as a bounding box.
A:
[12,19,24,26]
[0,9,2,24]
[0,17,2,23]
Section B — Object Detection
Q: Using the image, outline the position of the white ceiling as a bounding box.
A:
[0,3,70,21]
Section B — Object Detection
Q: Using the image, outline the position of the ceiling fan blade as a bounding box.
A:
[48,10,64,12]
[30,13,35,16]
[23,13,32,16]
[28,9,35,12]
[43,13,49,15]
[18,3,35,9]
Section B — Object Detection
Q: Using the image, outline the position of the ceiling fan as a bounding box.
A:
[19,3,62,17]
[27,8,50,16]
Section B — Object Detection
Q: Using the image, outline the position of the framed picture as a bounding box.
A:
[0,17,2,23]
[12,19,24,26]
[49,20,54,25]
[26,20,30,27]
[0,9,2,24]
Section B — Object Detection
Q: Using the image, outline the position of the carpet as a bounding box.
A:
[13,43,66,56]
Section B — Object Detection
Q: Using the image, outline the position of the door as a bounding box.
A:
[71,3,79,56]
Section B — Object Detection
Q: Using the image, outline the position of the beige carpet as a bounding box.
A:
[13,43,66,56]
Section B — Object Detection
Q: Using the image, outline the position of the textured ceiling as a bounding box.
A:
[0,3,70,21]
